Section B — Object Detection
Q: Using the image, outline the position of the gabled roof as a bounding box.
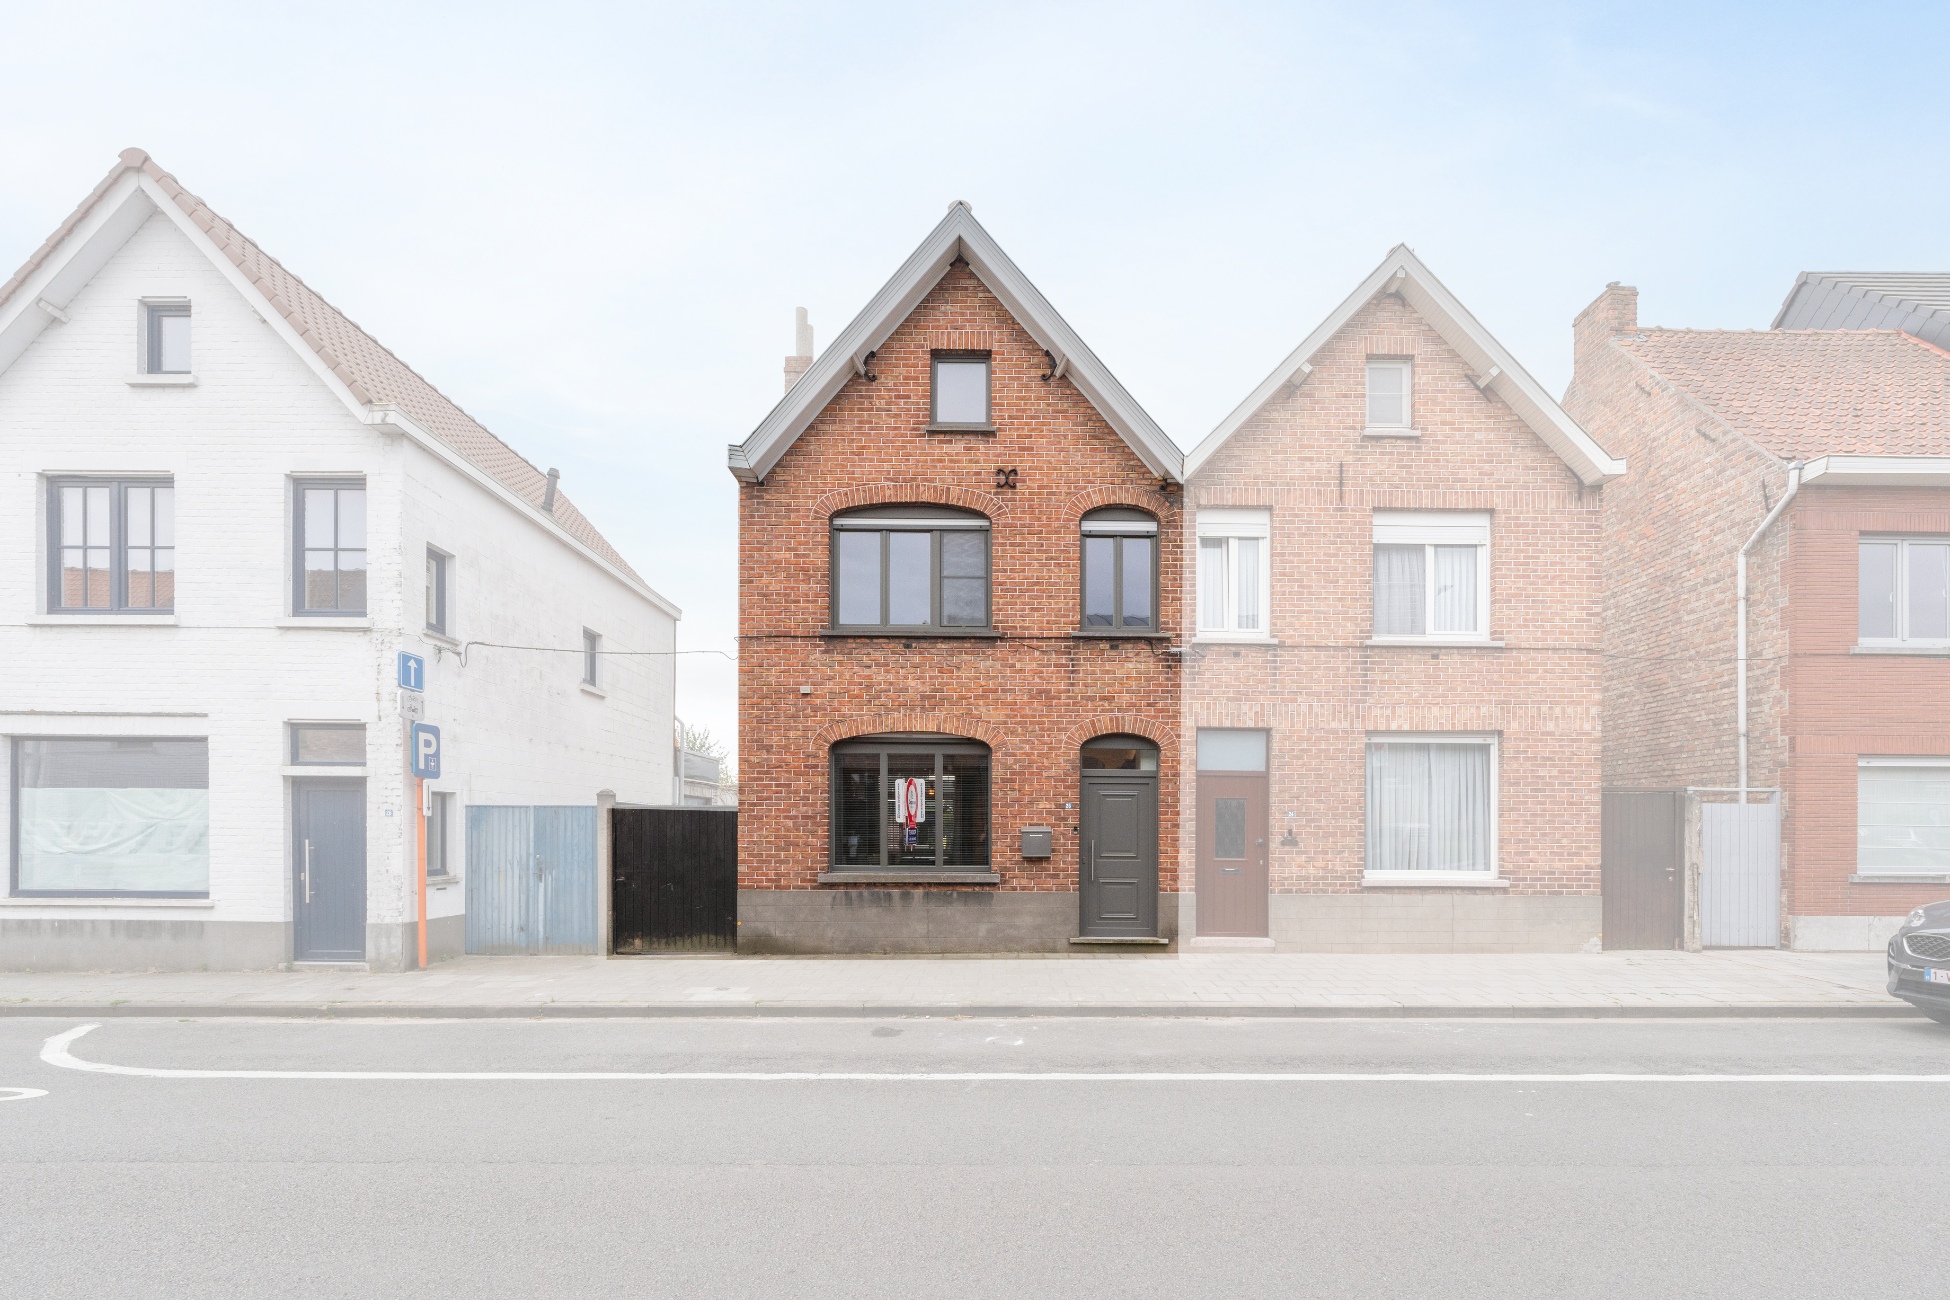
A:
[0,149,670,610]
[1185,245,1625,485]
[1617,327,1950,461]
[728,203,1180,485]
[1773,272,1950,347]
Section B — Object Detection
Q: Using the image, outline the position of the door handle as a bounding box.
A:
[1088,839,1096,883]
[302,839,313,905]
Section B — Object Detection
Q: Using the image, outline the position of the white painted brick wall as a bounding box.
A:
[0,210,675,936]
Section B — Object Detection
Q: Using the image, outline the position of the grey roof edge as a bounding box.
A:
[1770,271,1822,330]
[1185,245,1625,486]
[728,204,1181,485]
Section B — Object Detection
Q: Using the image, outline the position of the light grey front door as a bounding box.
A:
[1080,774,1158,938]
[293,778,366,962]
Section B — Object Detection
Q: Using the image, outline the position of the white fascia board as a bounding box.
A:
[0,172,156,376]
[129,175,679,620]
[1186,246,1626,486]
[729,204,1181,484]
[1800,454,1950,487]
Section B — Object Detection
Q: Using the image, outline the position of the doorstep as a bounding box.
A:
[1185,936,1276,952]
[1068,936,1170,946]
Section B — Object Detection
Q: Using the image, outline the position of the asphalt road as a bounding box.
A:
[3,1014,1946,1299]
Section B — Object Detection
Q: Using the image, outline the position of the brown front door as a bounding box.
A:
[1197,772,1268,937]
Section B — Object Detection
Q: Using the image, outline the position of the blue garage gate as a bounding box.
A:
[464,805,598,955]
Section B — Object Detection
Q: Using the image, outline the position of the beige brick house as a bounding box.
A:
[1180,247,1624,951]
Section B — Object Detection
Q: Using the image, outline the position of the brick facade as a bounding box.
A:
[1186,291,1606,951]
[735,262,1184,952]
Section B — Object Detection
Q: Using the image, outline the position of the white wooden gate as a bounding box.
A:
[1699,794,1780,948]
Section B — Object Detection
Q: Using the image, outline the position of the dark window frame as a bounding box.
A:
[928,350,994,431]
[1079,508,1160,633]
[288,723,367,767]
[829,507,993,633]
[828,735,993,871]
[10,735,211,899]
[292,478,368,616]
[582,629,602,687]
[426,789,455,879]
[45,476,176,614]
[144,301,191,375]
[425,547,450,635]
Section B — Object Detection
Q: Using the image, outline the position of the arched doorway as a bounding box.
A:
[1079,735,1159,938]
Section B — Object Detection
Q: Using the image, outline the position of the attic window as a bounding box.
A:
[1365,359,1413,435]
[930,352,992,430]
[144,302,191,374]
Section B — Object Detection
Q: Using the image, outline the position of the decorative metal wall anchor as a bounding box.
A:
[994,467,1019,490]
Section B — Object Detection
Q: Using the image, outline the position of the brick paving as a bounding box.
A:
[0,950,1900,1016]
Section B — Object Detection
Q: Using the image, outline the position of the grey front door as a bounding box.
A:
[1080,774,1158,937]
[1600,789,1683,950]
[293,779,366,961]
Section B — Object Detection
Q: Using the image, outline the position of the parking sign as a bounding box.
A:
[410,723,441,779]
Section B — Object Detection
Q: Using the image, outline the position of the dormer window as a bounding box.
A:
[144,302,191,374]
[1365,358,1412,434]
[930,352,991,429]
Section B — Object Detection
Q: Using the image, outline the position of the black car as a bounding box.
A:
[1888,900,1950,1024]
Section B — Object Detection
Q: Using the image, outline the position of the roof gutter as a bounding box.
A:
[1737,460,1802,801]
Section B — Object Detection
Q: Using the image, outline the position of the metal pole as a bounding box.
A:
[415,775,427,969]
[1736,461,1802,801]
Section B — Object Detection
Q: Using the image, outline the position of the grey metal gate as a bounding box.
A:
[1601,789,1684,950]
[1699,794,1780,948]
[464,805,598,954]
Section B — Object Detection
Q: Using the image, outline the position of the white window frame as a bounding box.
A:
[425,547,452,637]
[1857,756,1950,877]
[1195,508,1272,641]
[1858,536,1949,649]
[1371,510,1491,645]
[1363,731,1499,885]
[581,628,602,689]
[1365,358,1414,436]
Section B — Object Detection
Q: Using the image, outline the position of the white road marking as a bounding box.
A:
[0,1087,48,1101]
[36,1024,1950,1083]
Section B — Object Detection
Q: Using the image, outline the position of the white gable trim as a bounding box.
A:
[1186,246,1625,485]
[0,167,676,616]
[1800,454,1950,488]
[728,203,1181,484]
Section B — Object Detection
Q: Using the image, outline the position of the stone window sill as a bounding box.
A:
[428,875,460,890]
[424,630,462,651]
[127,373,197,387]
[818,870,1001,885]
[822,628,1004,639]
[1851,645,1950,657]
[277,616,371,630]
[1851,873,1950,884]
[1362,876,1509,889]
[580,683,608,699]
[1362,426,1420,439]
[27,614,177,625]
[924,423,996,435]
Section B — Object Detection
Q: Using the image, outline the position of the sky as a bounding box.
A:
[4,1,1945,759]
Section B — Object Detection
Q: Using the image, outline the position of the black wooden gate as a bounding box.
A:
[611,807,737,953]
[1601,789,1684,950]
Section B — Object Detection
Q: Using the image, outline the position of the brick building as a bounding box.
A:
[1565,282,1950,950]
[728,204,1186,953]
[1180,248,1624,951]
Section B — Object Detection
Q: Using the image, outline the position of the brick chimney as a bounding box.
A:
[783,307,813,393]
[1575,282,1638,346]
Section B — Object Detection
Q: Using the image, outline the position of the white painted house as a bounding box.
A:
[0,150,679,971]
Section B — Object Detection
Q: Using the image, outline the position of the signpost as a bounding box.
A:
[408,720,439,971]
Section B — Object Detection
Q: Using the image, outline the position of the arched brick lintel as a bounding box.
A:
[813,713,1009,750]
[1061,485,1176,526]
[1064,715,1178,751]
[811,482,1009,523]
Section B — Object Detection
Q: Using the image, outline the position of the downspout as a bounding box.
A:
[1737,460,1803,800]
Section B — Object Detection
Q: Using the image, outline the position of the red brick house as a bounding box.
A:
[1179,248,1624,951]
[728,204,1186,953]
[1566,282,1950,950]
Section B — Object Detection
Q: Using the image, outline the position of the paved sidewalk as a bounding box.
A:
[0,949,1905,1017]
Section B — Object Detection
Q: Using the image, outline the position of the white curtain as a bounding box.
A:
[1367,743,1491,872]
[1432,545,1479,633]
[1374,544,1424,636]
[1234,537,1261,631]
[1199,539,1227,629]
[16,787,210,892]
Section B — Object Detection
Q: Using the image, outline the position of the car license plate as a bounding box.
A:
[1927,968,1950,985]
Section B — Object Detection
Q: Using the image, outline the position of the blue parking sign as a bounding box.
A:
[410,723,441,779]
[397,652,425,692]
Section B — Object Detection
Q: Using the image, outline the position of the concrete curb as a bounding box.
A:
[0,1002,1924,1020]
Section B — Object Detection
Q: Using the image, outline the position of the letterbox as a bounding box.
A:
[1019,825,1053,858]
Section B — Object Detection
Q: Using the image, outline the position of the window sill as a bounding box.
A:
[1073,629,1171,640]
[126,373,197,387]
[282,765,367,777]
[818,870,1001,885]
[580,683,608,699]
[424,630,461,650]
[1362,426,1420,439]
[276,616,371,629]
[1362,875,1507,889]
[1851,645,1950,657]
[1366,637,1504,649]
[26,614,176,625]
[1192,635,1278,646]
[428,874,460,889]
[822,628,1004,639]
[924,423,996,435]
[1850,873,1950,885]
[0,895,214,907]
